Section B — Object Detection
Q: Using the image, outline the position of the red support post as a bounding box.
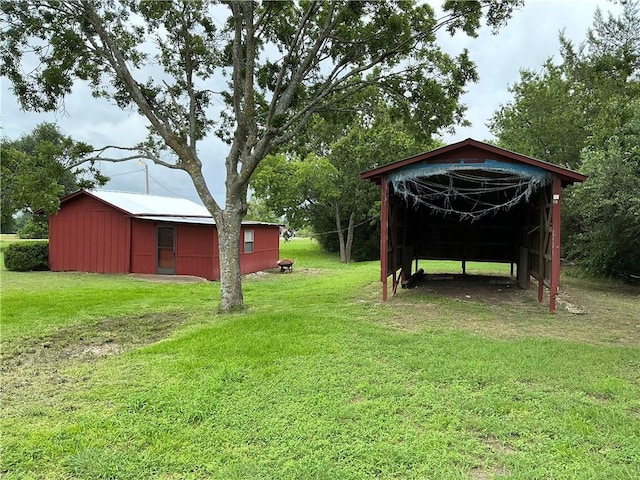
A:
[537,189,546,304]
[380,179,389,302]
[549,178,562,312]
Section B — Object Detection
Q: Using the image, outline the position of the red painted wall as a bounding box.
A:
[176,223,218,280]
[49,192,280,279]
[130,220,156,275]
[49,195,131,273]
[239,225,280,274]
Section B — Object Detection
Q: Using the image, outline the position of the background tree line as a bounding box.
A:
[1,123,107,237]
[252,1,640,279]
[490,1,640,279]
[250,89,441,263]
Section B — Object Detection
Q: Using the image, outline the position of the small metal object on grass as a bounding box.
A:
[277,259,295,273]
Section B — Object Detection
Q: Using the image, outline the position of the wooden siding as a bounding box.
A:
[128,220,277,280]
[361,138,587,186]
[176,223,218,280]
[49,194,131,273]
[130,220,156,274]
[239,225,280,274]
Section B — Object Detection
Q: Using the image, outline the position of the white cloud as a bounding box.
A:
[1,0,620,203]
[1,78,216,205]
[438,0,621,143]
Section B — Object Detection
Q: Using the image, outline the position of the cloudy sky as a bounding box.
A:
[1,0,621,205]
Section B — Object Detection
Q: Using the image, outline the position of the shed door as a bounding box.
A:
[157,226,175,275]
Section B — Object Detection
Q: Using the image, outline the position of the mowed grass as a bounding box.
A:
[1,238,639,479]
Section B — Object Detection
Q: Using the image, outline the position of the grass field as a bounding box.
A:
[1,238,639,479]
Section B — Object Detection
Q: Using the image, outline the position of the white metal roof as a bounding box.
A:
[87,191,281,226]
[90,190,211,217]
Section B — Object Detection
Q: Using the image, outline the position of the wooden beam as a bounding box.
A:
[549,177,562,312]
[380,179,389,302]
[537,190,546,303]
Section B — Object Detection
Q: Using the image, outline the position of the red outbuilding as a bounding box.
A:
[361,139,587,312]
[48,190,280,280]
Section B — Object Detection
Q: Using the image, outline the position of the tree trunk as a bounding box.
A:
[335,202,347,263]
[345,212,355,264]
[216,208,244,312]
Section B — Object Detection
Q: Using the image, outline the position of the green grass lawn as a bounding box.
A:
[2,238,639,479]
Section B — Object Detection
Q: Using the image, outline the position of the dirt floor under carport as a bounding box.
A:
[376,270,640,348]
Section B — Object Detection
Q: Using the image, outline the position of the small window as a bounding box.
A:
[244,230,254,253]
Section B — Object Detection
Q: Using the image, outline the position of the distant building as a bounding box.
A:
[47,190,280,280]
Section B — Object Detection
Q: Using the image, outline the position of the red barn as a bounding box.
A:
[48,190,280,280]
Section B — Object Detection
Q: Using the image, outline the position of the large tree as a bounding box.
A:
[252,104,433,263]
[1,122,107,233]
[489,1,640,277]
[568,102,640,278]
[490,2,640,166]
[2,0,521,311]
[488,59,586,169]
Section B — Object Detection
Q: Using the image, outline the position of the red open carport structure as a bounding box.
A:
[361,139,586,312]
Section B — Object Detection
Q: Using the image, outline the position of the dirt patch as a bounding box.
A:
[472,434,515,479]
[470,465,510,480]
[244,269,282,280]
[2,312,188,364]
[1,312,190,409]
[244,267,325,280]
[404,274,524,305]
[129,273,208,283]
[371,273,640,347]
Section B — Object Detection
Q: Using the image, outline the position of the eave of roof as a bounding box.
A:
[360,138,587,185]
[136,215,215,225]
[55,190,281,226]
[137,215,281,227]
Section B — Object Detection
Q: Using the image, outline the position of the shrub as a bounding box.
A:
[17,214,49,239]
[4,241,49,271]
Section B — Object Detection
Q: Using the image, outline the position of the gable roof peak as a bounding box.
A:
[361,138,586,186]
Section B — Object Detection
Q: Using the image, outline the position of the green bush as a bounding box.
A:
[4,241,49,271]
[17,214,49,239]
